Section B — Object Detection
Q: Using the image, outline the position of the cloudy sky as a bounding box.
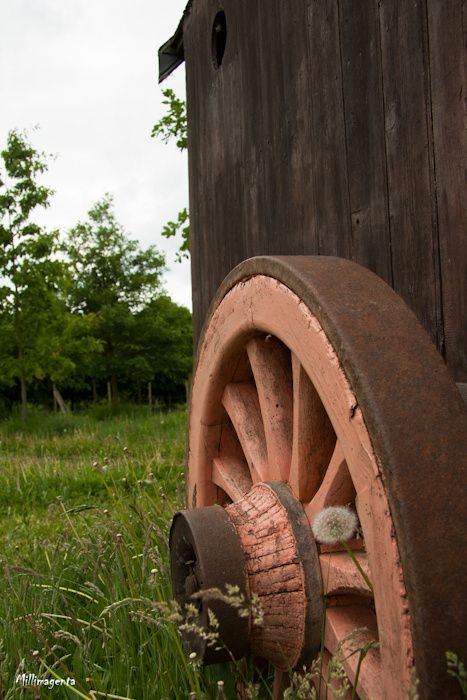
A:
[0,0,191,308]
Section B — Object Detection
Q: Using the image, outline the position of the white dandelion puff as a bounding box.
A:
[312,506,358,544]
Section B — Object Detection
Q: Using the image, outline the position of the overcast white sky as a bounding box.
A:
[0,0,191,308]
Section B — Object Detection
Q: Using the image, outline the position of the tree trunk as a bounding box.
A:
[19,371,27,421]
[107,381,112,405]
[15,293,27,420]
[185,374,192,406]
[52,384,67,414]
[148,381,153,409]
[111,373,118,404]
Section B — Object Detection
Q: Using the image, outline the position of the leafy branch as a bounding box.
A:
[152,89,189,262]
[151,89,187,152]
[161,208,189,262]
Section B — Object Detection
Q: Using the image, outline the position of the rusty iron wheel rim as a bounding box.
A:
[186,255,467,700]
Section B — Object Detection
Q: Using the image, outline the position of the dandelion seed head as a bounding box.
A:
[312,506,358,544]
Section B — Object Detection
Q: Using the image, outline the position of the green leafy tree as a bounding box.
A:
[46,310,102,394]
[63,194,166,402]
[152,88,190,261]
[0,130,69,418]
[132,295,192,399]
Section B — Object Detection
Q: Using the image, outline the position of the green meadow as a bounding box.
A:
[0,407,251,700]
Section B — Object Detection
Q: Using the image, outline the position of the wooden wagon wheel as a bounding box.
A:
[170,256,467,700]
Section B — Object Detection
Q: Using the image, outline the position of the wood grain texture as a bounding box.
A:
[289,353,335,503]
[325,605,381,699]
[338,0,392,283]
[184,0,466,379]
[226,483,308,669]
[222,382,269,482]
[427,0,467,381]
[378,0,442,347]
[305,0,352,260]
[305,441,355,523]
[247,336,293,481]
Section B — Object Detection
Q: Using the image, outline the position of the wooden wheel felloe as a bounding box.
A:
[170,256,467,700]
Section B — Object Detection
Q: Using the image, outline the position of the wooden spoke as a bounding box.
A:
[222,382,269,482]
[319,551,372,596]
[325,605,380,700]
[246,336,293,480]
[289,353,336,502]
[273,669,290,699]
[219,419,246,460]
[304,441,355,523]
[212,456,252,501]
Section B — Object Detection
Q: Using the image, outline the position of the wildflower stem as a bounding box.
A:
[342,541,374,593]
[321,553,332,700]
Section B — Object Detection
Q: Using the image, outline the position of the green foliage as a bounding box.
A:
[161,207,190,262]
[446,652,467,696]
[152,89,190,262]
[64,194,166,313]
[0,131,192,413]
[151,88,187,151]
[62,195,191,403]
[0,130,74,415]
[133,295,192,389]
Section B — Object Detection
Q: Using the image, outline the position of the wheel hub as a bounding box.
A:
[170,481,323,668]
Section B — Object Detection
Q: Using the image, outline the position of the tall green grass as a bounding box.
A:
[0,407,239,699]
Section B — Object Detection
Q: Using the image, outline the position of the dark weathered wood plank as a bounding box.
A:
[378,0,443,349]
[236,0,263,260]
[256,0,288,255]
[338,0,392,284]
[184,1,212,343]
[427,0,467,381]
[273,1,319,257]
[305,0,351,258]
